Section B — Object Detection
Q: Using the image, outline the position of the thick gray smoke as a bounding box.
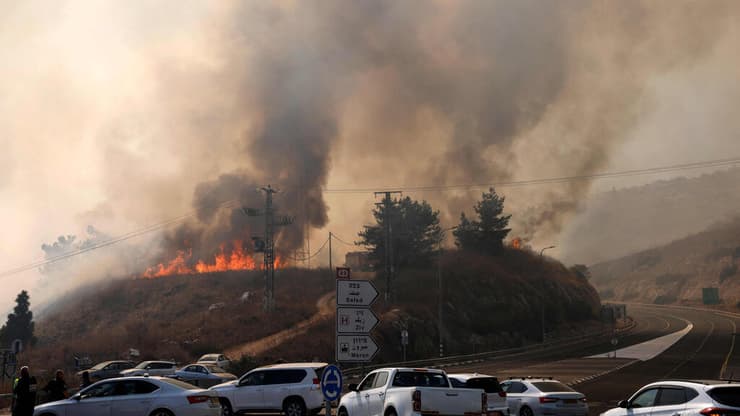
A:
[1,0,740,304]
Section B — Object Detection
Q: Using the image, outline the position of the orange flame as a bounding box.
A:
[511,237,522,249]
[143,240,279,278]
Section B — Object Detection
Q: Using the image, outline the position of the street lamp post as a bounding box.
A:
[438,225,458,358]
[538,245,556,342]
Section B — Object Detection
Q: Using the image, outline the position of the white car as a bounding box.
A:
[32,376,221,416]
[601,380,740,416]
[210,362,327,416]
[121,361,178,377]
[449,373,509,416]
[500,378,588,416]
[197,354,231,369]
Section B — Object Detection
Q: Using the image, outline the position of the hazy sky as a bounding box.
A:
[1,0,739,312]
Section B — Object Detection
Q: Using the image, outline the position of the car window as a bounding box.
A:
[373,372,389,389]
[265,369,306,385]
[631,389,659,408]
[241,371,266,386]
[358,373,377,391]
[113,380,158,396]
[533,382,574,392]
[82,381,116,398]
[450,378,466,388]
[160,378,200,391]
[391,371,448,387]
[467,377,503,393]
[503,382,527,394]
[656,388,687,406]
[708,387,740,407]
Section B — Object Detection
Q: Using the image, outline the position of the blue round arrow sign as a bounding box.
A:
[321,364,343,402]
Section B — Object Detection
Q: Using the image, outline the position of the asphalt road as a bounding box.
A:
[447,304,738,416]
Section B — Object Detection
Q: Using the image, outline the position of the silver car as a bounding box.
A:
[120,361,177,377]
[175,364,237,388]
[500,378,588,416]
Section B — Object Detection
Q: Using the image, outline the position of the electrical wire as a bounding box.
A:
[323,156,740,194]
[287,236,331,262]
[332,233,359,247]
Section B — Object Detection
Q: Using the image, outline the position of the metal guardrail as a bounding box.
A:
[342,324,633,378]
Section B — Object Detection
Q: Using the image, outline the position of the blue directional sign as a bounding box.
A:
[320,364,343,402]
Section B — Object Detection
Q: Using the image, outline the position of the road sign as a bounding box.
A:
[337,308,379,334]
[336,335,379,362]
[320,365,343,402]
[336,267,351,279]
[336,280,378,306]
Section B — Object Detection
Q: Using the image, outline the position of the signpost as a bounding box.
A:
[321,364,343,416]
[335,268,380,364]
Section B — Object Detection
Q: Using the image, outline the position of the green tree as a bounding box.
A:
[570,264,592,280]
[453,187,511,254]
[0,291,36,347]
[358,196,443,269]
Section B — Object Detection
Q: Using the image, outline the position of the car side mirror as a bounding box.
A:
[348,383,358,392]
[618,400,628,408]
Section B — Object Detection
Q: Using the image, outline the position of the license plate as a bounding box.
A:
[563,399,577,404]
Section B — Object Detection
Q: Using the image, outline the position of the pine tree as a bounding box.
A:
[0,290,36,347]
[453,187,511,254]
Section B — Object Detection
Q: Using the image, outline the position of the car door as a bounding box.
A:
[109,380,159,416]
[264,369,307,410]
[234,370,267,410]
[355,372,378,416]
[367,371,389,416]
[624,388,660,416]
[75,380,116,416]
[650,387,690,416]
[502,381,527,415]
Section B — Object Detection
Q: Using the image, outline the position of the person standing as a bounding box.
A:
[12,366,37,416]
[42,369,67,402]
[80,370,92,389]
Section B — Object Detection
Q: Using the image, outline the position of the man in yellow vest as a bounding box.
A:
[12,366,37,416]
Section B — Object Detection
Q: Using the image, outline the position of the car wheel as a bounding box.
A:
[338,407,349,416]
[220,399,234,416]
[385,409,398,416]
[149,409,174,416]
[283,398,307,416]
[520,406,534,416]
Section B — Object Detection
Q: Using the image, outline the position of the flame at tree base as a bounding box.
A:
[143,240,281,278]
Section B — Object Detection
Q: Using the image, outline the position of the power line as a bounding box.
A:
[0,198,240,279]
[287,236,331,262]
[323,156,740,194]
[331,233,358,247]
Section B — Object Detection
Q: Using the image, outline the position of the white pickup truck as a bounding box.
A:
[338,367,487,416]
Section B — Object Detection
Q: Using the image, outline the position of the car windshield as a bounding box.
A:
[160,378,201,391]
[200,354,219,361]
[90,362,111,370]
[466,377,503,393]
[204,365,223,373]
[708,387,740,407]
[134,361,152,369]
[532,382,575,392]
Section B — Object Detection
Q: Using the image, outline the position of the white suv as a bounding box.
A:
[601,380,740,416]
[210,362,327,416]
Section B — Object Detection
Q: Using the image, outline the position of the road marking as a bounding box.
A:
[720,317,737,379]
[587,318,693,361]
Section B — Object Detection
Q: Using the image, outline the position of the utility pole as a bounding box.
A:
[262,185,277,312]
[374,191,402,303]
[328,232,333,272]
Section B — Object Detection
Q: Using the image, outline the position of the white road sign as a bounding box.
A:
[337,307,379,334]
[336,335,379,362]
[336,280,378,306]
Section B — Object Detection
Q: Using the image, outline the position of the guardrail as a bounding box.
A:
[342,325,629,378]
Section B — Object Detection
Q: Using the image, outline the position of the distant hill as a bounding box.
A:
[26,248,601,375]
[590,218,740,308]
[561,167,740,264]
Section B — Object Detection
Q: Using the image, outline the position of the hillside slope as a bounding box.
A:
[28,248,601,372]
[590,219,740,307]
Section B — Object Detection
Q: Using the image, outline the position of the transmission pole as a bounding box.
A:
[374,191,402,303]
[262,185,277,312]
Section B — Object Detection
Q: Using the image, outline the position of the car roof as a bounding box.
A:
[448,373,495,380]
[374,368,447,374]
[259,362,328,369]
[644,380,739,388]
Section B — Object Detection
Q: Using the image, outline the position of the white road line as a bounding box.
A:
[586,319,693,361]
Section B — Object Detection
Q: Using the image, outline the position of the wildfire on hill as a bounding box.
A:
[143,240,281,278]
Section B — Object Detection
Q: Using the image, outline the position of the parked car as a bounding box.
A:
[601,380,740,416]
[175,364,237,388]
[449,373,509,416]
[32,376,221,416]
[210,362,327,416]
[338,367,487,416]
[120,361,178,377]
[76,360,134,381]
[500,378,588,416]
[197,353,231,369]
